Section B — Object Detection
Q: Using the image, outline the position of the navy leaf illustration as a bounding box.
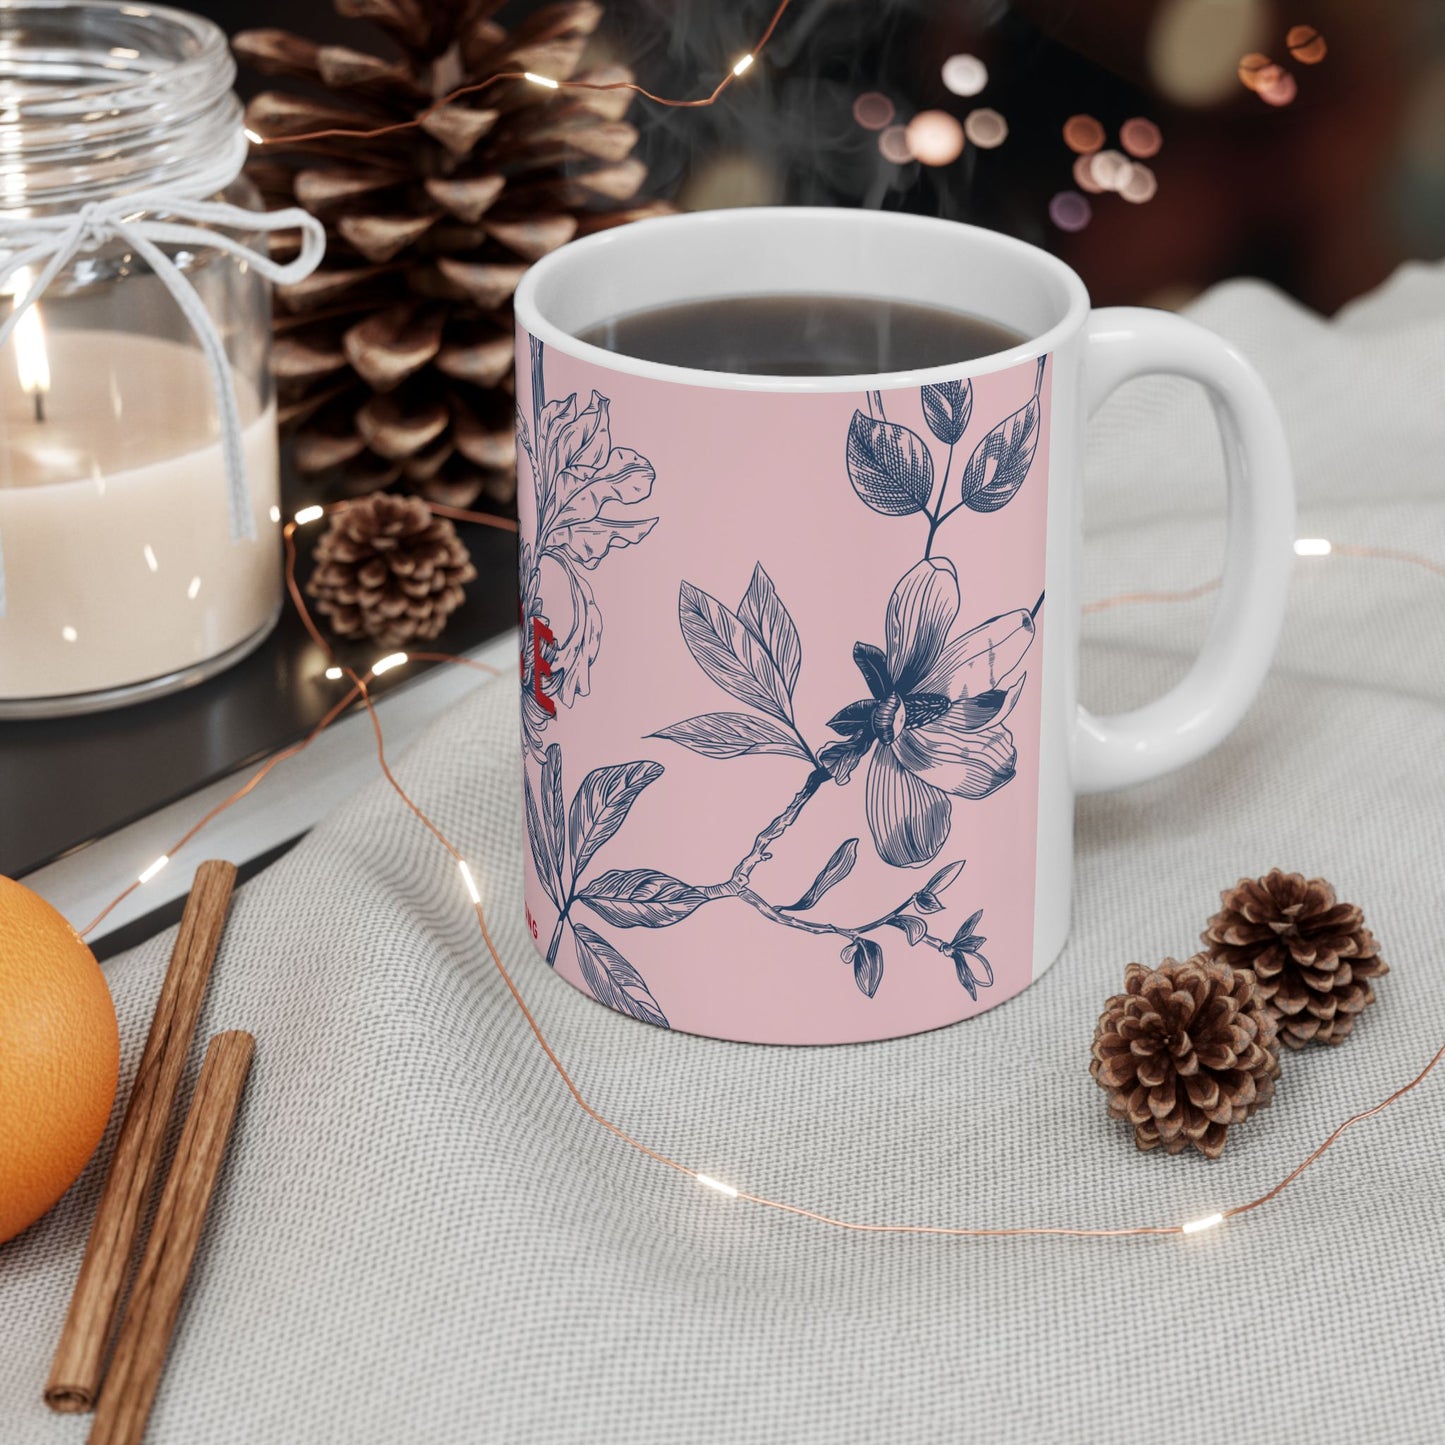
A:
[551,439,655,529]
[820,739,866,786]
[953,952,993,1000]
[915,858,966,912]
[650,712,810,761]
[578,868,708,928]
[884,913,929,945]
[523,776,559,907]
[841,937,885,998]
[781,838,858,912]
[678,581,793,721]
[921,378,972,446]
[567,759,665,879]
[541,744,565,886]
[556,514,659,570]
[572,924,670,1028]
[957,391,1040,513]
[845,412,934,516]
[924,860,966,895]
[737,563,802,698]
[851,642,892,701]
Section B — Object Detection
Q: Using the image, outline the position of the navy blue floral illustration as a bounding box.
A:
[822,558,1032,867]
[521,353,1047,1014]
[517,336,658,761]
[525,742,673,1027]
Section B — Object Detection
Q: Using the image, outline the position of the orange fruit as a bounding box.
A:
[0,876,119,1245]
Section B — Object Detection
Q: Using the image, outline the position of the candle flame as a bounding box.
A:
[7,267,50,409]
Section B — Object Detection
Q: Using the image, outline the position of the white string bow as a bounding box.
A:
[0,189,326,617]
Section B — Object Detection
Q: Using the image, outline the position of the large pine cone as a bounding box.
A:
[1091,956,1281,1159]
[306,494,476,646]
[1202,870,1388,1049]
[235,0,669,509]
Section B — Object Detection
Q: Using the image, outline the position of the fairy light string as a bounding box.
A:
[72,498,1445,1244]
[245,0,795,149]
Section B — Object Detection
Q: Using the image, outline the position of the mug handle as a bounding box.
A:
[1075,307,1296,794]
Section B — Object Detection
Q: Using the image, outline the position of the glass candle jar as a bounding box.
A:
[0,1,291,716]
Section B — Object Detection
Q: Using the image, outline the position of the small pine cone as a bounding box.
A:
[1091,956,1281,1159]
[1202,870,1388,1049]
[306,494,477,648]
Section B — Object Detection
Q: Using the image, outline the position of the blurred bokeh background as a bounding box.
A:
[202,0,1445,316]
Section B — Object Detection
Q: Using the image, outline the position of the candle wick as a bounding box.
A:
[33,390,45,424]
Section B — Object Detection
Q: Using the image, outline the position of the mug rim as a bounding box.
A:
[514,206,1091,393]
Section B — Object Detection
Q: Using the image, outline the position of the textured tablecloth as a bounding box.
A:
[4,264,1444,1445]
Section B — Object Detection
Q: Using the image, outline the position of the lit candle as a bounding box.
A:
[0,329,280,707]
[7,269,50,422]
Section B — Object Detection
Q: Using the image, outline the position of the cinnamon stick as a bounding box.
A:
[46,860,237,1413]
[88,1032,255,1445]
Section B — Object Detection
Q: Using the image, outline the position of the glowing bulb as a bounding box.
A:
[324,665,344,680]
[243,127,264,145]
[963,107,1008,149]
[732,53,754,76]
[524,71,559,89]
[138,854,170,885]
[459,860,482,904]
[371,651,408,676]
[294,505,324,525]
[1257,68,1297,107]
[1294,537,1332,556]
[905,110,965,167]
[1063,114,1106,155]
[696,1173,739,1198]
[1181,1212,1224,1235]
[852,92,895,131]
[1120,164,1158,204]
[941,53,988,97]
[1119,117,1163,159]
[1048,191,1092,233]
[1287,24,1327,64]
[877,125,912,164]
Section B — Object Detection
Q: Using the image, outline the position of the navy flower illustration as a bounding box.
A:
[822,558,1034,868]
[947,908,993,1000]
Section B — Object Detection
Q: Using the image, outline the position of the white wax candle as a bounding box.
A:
[0,330,281,702]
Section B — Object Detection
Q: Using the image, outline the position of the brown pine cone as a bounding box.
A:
[1091,956,1281,1159]
[1202,870,1388,1049]
[235,1,670,509]
[306,494,476,647]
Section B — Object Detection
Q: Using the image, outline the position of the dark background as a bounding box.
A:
[204,0,1445,315]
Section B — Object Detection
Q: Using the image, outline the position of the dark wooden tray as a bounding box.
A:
[0,520,517,879]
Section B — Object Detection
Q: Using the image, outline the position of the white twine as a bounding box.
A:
[0,133,326,617]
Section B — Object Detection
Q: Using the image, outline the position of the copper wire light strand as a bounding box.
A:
[252,0,795,147]
[82,503,1445,1243]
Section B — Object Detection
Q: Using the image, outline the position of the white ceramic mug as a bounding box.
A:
[513,208,1294,1044]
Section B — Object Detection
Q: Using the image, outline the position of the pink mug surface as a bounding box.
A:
[516,331,1051,1044]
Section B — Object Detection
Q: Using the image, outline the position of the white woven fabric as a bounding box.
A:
[3,265,1443,1444]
